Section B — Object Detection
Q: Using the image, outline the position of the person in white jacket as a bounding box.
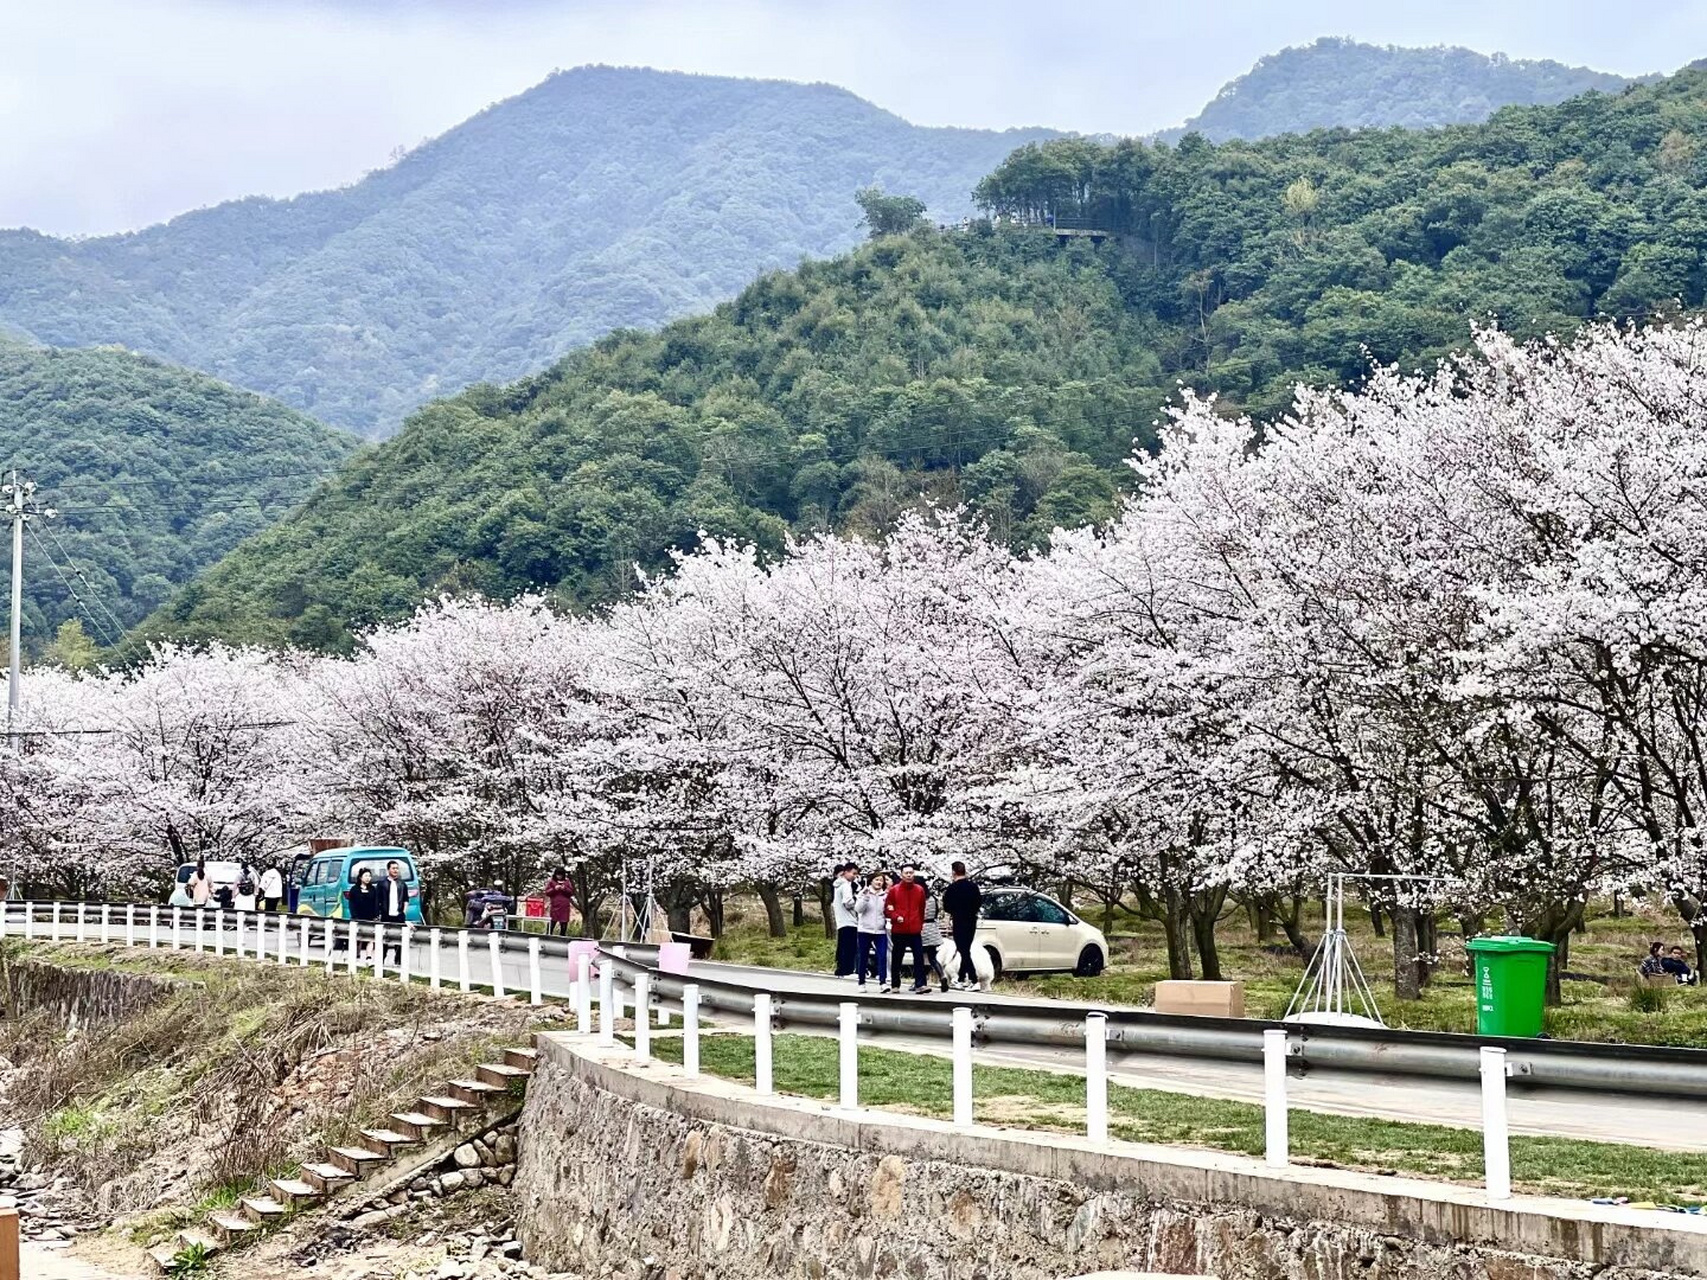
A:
[259,864,285,912]
[831,863,861,978]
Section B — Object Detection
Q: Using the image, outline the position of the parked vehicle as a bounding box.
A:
[294,846,425,923]
[168,860,244,904]
[975,888,1108,978]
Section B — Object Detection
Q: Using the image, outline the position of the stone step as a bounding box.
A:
[205,1211,259,1246]
[328,1145,388,1177]
[240,1194,287,1224]
[358,1127,418,1157]
[419,1094,477,1125]
[476,1061,531,1090]
[148,1243,184,1275]
[501,1045,538,1072]
[390,1110,448,1142]
[269,1176,322,1207]
[447,1077,504,1105]
[300,1161,356,1194]
[175,1228,223,1255]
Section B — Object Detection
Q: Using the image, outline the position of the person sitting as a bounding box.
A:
[1662,945,1698,986]
[1641,941,1667,978]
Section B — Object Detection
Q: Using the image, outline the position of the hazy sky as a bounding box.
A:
[6,0,1704,237]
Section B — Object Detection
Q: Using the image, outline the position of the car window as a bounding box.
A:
[176,865,193,884]
[1030,898,1072,926]
[980,894,1022,922]
[311,861,334,886]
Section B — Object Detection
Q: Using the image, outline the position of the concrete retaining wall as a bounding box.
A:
[1,956,184,1029]
[514,1034,1707,1280]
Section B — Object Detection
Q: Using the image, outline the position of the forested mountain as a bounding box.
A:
[1169,37,1638,141]
[152,66,1707,652]
[0,68,1054,438]
[0,340,359,647]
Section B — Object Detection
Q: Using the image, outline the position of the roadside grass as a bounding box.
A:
[708,897,1707,1047]
[647,1031,1707,1203]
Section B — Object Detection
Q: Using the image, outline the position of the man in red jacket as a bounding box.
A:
[884,865,930,994]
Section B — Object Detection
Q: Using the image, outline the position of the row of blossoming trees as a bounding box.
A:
[8,323,1707,1001]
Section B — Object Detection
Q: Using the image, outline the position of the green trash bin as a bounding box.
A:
[1466,935,1555,1037]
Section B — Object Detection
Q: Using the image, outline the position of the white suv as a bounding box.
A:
[975,889,1108,978]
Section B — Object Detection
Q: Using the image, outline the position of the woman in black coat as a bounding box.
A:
[345,867,382,959]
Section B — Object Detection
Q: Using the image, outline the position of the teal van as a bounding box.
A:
[294,846,425,923]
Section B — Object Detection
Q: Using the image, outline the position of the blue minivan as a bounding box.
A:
[294,845,425,923]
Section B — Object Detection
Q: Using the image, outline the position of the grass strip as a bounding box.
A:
[645,1031,1707,1204]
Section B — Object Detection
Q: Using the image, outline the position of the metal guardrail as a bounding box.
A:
[9,899,1707,1100]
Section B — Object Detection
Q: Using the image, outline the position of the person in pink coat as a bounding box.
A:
[543,868,577,937]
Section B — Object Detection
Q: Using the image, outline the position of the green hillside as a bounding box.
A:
[155,66,1707,651]
[0,68,1055,438]
[0,340,359,647]
[1169,37,1639,141]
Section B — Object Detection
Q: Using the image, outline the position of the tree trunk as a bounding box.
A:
[699,890,726,939]
[755,883,788,938]
[667,900,692,936]
[792,894,805,929]
[1162,889,1194,981]
[1252,900,1275,944]
[1188,886,1227,981]
[1392,903,1421,1001]
[816,879,835,939]
[1369,902,1386,938]
[1417,911,1438,987]
[1269,894,1317,961]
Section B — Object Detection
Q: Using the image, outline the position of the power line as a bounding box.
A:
[36,521,128,645]
[27,525,123,648]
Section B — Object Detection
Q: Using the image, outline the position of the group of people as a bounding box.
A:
[830,860,983,993]
[170,859,286,911]
[1641,940,1699,985]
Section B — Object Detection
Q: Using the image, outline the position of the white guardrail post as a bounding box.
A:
[155,905,165,950]
[528,938,543,1006]
[74,902,85,943]
[487,932,504,998]
[682,983,700,1078]
[346,921,360,975]
[576,955,592,1033]
[633,973,651,1064]
[192,907,203,952]
[49,902,61,941]
[457,931,471,992]
[234,909,245,959]
[98,904,109,943]
[372,926,384,980]
[323,918,336,972]
[429,928,442,990]
[597,961,615,1047]
[18,902,29,941]
[952,1005,974,1128]
[1263,1027,1288,1167]
[399,925,412,983]
[213,908,225,957]
[1085,1011,1108,1144]
[754,992,773,1096]
[124,904,134,948]
[299,915,311,967]
[1482,1045,1511,1200]
[839,1001,859,1110]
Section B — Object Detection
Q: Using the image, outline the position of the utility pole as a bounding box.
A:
[3,471,47,751]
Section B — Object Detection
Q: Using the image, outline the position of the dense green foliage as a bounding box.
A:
[979,65,1707,417]
[158,66,1707,651]
[1167,37,1638,141]
[0,340,358,646]
[0,68,1054,438]
[148,229,1162,650]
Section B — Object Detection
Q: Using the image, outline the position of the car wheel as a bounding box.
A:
[983,945,1004,982]
[1074,945,1105,977]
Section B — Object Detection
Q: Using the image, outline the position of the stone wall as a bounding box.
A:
[514,1035,1707,1280]
[1,955,185,1029]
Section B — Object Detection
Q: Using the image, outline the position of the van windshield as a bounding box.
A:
[347,859,416,885]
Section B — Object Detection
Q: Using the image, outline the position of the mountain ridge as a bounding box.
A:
[0,66,1060,438]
